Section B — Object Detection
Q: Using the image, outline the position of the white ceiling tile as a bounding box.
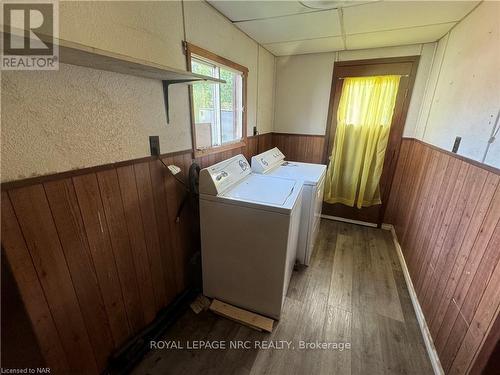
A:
[264,36,344,56]
[208,1,309,22]
[235,9,341,44]
[346,22,456,50]
[343,1,478,35]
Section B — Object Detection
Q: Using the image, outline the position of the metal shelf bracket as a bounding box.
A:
[162,79,199,124]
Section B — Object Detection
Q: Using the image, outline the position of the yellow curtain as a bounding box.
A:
[324,75,401,209]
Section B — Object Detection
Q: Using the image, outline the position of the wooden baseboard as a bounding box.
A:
[381,223,444,375]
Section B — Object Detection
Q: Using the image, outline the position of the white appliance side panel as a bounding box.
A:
[200,199,291,319]
[306,173,325,265]
[295,184,313,265]
[282,192,302,305]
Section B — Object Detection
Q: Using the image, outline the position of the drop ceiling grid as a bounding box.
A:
[207,1,311,22]
[263,36,344,56]
[342,1,478,34]
[235,9,342,44]
[208,1,479,56]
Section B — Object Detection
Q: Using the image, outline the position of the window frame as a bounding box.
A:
[185,42,248,158]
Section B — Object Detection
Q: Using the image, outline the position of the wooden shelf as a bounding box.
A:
[3,29,224,123]
[53,36,224,123]
[56,37,224,83]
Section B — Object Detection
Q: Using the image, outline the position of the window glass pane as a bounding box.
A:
[191,56,244,150]
[220,68,236,144]
[192,59,218,149]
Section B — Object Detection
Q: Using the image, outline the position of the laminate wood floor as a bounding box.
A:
[132,220,433,375]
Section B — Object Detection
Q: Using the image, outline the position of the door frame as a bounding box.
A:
[323,56,420,226]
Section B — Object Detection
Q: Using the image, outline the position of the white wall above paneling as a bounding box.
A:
[402,43,437,138]
[342,1,478,35]
[264,36,344,56]
[273,43,436,137]
[1,0,277,182]
[337,44,422,61]
[257,46,277,134]
[235,9,341,44]
[274,52,335,135]
[346,23,455,50]
[420,1,500,167]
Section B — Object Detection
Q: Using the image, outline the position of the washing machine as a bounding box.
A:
[251,147,326,266]
[199,154,303,319]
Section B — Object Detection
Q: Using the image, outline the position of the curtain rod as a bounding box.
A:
[338,74,409,79]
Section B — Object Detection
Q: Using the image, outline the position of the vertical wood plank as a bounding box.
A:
[401,143,431,246]
[8,185,98,373]
[432,174,499,351]
[44,178,114,370]
[162,155,187,293]
[421,161,469,315]
[134,162,168,310]
[410,152,450,291]
[384,139,411,224]
[97,169,144,334]
[459,223,500,323]
[116,165,157,324]
[404,150,440,275]
[149,159,177,303]
[427,166,488,335]
[439,300,469,372]
[174,153,194,289]
[1,192,69,373]
[449,257,500,374]
[393,141,421,238]
[73,173,131,346]
[417,157,462,299]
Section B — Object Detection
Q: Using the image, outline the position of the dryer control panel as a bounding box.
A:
[199,154,251,195]
[251,147,285,174]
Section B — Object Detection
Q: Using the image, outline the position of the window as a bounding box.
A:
[186,43,247,155]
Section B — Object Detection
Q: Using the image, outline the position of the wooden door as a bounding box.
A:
[322,56,420,226]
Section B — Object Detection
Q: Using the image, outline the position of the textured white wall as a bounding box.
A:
[1,1,276,182]
[417,2,500,167]
[1,65,191,181]
[59,1,186,69]
[273,44,435,136]
[257,46,276,135]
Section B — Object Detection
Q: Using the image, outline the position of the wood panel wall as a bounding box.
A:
[272,133,326,164]
[1,131,325,372]
[195,133,273,169]
[1,134,273,373]
[191,132,325,168]
[385,138,500,374]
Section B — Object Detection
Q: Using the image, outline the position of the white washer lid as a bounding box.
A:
[219,174,301,212]
[260,161,326,185]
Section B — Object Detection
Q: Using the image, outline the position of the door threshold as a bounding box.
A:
[321,214,378,228]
